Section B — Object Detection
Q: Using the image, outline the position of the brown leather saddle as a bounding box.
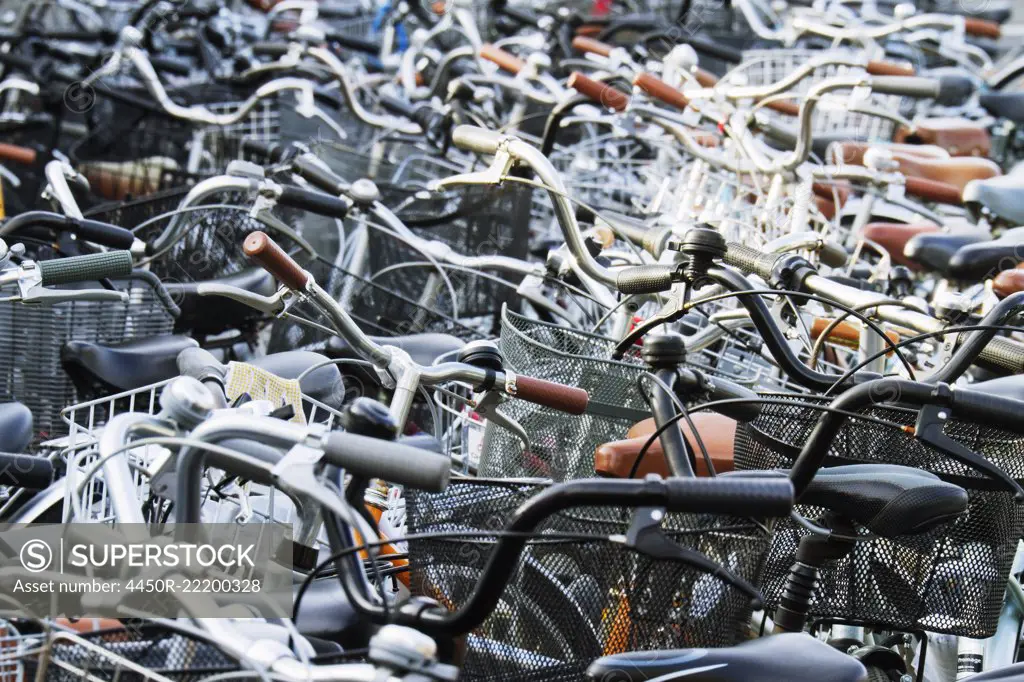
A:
[594,413,736,478]
[862,222,940,268]
[894,118,991,157]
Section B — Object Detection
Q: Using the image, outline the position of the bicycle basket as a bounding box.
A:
[479,308,648,480]
[30,622,241,682]
[47,377,345,525]
[406,478,770,682]
[726,49,912,142]
[267,256,489,357]
[365,183,534,329]
[734,393,1024,637]
[0,279,175,446]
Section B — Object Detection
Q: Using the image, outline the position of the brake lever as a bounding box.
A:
[621,505,765,609]
[19,284,128,305]
[473,390,530,453]
[430,147,515,190]
[195,282,292,316]
[915,404,1024,501]
[614,286,688,358]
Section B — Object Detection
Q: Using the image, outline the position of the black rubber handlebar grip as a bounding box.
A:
[0,453,54,490]
[322,432,450,492]
[38,251,133,286]
[278,186,352,219]
[615,265,676,294]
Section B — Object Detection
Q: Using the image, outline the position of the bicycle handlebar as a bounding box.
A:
[0,453,53,490]
[322,431,450,492]
[243,232,590,414]
[0,212,136,250]
[277,186,352,219]
[243,231,310,291]
[37,251,133,286]
[723,243,1024,376]
[479,44,525,74]
[566,71,629,111]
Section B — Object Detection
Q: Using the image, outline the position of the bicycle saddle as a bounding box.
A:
[586,633,867,682]
[947,226,1024,280]
[903,232,990,278]
[249,351,347,413]
[828,141,949,166]
[892,154,1000,193]
[861,222,939,268]
[594,414,736,479]
[163,267,276,337]
[980,92,1024,125]
[969,662,1024,680]
[894,118,990,157]
[800,465,968,536]
[966,375,1024,402]
[327,333,466,368]
[0,402,33,453]
[994,265,1024,299]
[62,335,200,394]
[964,175,1024,224]
[292,579,364,645]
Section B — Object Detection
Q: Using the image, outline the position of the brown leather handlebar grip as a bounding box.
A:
[903,176,963,206]
[247,0,281,10]
[812,181,850,207]
[633,72,690,110]
[571,35,614,57]
[693,68,719,88]
[0,143,36,165]
[480,44,525,74]
[964,17,1001,38]
[811,318,863,347]
[512,375,589,415]
[762,99,800,116]
[866,60,915,76]
[243,231,310,291]
[811,318,899,352]
[567,72,629,111]
[575,24,603,37]
[994,266,1024,299]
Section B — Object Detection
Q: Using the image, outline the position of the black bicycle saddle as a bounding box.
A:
[586,633,866,682]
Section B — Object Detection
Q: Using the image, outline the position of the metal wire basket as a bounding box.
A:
[130,203,319,285]
[69,91,283,202]
[365,183,534,331]
[267,255,489,358]
[725,49,912,143]
[481,306,801,479]
[406,478,770,682]
[479,308,650,480]
[734,393,1024,637]
[7,622,242,682]
[0,279,175,446]
[41,377,345,525]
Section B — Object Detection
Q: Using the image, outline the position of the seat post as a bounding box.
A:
[773,513,857,633]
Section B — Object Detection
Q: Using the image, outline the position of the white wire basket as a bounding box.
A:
[0,619,245,682]
[190,98,282,174]
[42,380,344,526]
[726,49,912,143]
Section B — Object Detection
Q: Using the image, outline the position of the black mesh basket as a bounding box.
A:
[363,183,533,330]
[479,308,649,481]
[734,393,1024,638]
[267,256,489,355]
[35,623,241,682]
[0,277,176,444]
[83,187,193,231]
[407,479,770,682]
